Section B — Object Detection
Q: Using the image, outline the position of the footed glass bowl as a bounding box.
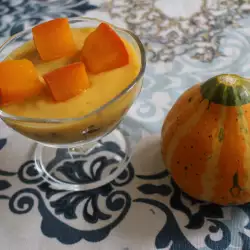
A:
[0,17,146,191]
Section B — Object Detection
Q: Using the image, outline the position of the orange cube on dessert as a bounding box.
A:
[80,23,129,74]
[0,59,44,105]
[32,18,77,61]
[44,62,90,102]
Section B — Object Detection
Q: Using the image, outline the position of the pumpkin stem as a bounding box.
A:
[200,74,250,106]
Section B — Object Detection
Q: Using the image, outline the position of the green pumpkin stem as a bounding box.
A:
[200,74,250,106]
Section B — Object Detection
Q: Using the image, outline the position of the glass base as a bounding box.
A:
[34,128,132,191]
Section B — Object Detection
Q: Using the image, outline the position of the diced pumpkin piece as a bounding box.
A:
[32,18,77,61]
[0,59,44,105]
[44,62,90,102]
[80,23,129,74]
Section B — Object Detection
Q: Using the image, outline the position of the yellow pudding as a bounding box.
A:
[2,28,140,118]
[0,28,142,145]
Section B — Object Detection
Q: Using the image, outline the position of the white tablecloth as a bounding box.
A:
[1,1,250,249]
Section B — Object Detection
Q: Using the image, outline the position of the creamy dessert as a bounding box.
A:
[0,18,142,144]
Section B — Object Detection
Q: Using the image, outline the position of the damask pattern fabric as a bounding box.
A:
[1,0,250,249]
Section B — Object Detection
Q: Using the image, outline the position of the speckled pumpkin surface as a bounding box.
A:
[161,74,250,205]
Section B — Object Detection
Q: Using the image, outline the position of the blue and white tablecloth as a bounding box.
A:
[1,1,250,249]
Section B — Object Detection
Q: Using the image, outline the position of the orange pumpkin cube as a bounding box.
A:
[0,59,44,105]
[32,18,77,61]
[44,62,90,102]
[80,23,129,74]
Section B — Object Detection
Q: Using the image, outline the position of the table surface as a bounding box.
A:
[1,0,250,249]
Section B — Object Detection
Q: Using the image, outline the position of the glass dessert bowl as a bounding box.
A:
[0,17,146,191]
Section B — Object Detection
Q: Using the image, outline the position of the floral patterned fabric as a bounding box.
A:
[1,0,250,249]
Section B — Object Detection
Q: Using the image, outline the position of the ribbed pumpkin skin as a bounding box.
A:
[161,75,250,205]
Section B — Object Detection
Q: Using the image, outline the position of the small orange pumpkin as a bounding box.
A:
[161,74,250,205]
